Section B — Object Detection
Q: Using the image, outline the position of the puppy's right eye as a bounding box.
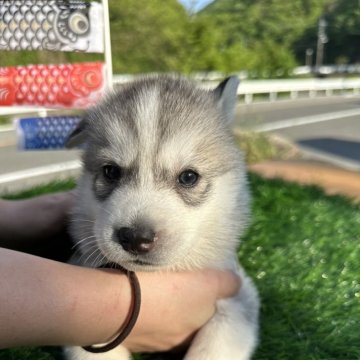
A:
[103,164,122,182]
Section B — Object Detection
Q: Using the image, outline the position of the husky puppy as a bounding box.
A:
[65,75,259,360]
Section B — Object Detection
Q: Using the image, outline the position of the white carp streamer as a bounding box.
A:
[0,0,104,53]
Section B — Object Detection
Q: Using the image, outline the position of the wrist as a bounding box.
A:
[82,266,141,353]
[63,266,133,346]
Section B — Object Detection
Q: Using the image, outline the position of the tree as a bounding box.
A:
[291,0,360,65]
[325,0,360,63]
[199,0,329,75]
[107,0,190,73]
[201,0,327,46]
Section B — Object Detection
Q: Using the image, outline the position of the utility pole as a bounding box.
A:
[306,48,314,67]
[315,17,328,74]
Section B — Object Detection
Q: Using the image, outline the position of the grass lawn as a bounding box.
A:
[1,174,359,360]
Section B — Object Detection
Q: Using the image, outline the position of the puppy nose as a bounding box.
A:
[116,227,155,255]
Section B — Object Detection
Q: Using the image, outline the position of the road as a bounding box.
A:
[235,95,360,169]
[236,95,360,127]
[0,95,359,192]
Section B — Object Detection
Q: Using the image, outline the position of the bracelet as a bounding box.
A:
[82,263,141,353]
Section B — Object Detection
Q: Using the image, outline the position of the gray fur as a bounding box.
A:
[213,76,240,125]
[66,75,259,360]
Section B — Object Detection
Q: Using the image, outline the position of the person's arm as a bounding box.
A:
[0,248,240,352]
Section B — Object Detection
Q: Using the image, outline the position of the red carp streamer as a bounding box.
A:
[0,62,106,108]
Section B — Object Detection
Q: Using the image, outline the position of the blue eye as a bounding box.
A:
[178,170,199,187]
[103,164,122,182]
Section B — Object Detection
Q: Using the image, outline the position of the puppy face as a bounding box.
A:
[70,76,249,271]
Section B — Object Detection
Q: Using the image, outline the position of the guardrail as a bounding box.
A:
[113,75,360,103]
[235,78,360,104]
[1,76,360,116]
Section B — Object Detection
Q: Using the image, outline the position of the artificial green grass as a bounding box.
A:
[243,175,359,360]
[1,174,359,360]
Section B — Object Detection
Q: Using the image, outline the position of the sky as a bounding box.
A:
[178,0,214,12]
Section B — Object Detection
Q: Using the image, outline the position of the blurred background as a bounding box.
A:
[0,0,359,195]
[1,0,359,77]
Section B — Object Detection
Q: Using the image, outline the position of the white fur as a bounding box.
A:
[66,76,259,360]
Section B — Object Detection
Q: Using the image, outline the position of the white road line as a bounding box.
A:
[1,107,360,187]
[0,160,81,185]
[252,108,360,132]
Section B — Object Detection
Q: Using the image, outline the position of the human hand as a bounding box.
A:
[0,250,240,351]
[0,192,74,249]
[123,269,241,353]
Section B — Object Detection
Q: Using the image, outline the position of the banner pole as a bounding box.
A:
[102,0,113,90]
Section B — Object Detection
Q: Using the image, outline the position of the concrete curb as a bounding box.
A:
[0,160,81,194]
[249,160,360,203]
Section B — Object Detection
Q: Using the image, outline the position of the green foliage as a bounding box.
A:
[177,15,225,73]
[234,131,293,164]
[235,131,277,164]
[325,0,360,64]
[202,0,327,46]
[251,40,297,78]
[1,175,359,359]
[0,1,358,80]
[199,0,327,75]
[107,0,189,73]
[293,0,360,65]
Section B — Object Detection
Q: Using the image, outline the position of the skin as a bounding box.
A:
[0,193,241,352]
[0,192,74,250]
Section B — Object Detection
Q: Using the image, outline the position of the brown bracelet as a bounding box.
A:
[82,263,141,353]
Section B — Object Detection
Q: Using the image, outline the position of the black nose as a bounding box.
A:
[116,227,155,255]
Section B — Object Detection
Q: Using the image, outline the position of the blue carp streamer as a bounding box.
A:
[15,115,81,150]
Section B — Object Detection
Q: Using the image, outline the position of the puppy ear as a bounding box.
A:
[213,76,239,125]
[65,118,88,149]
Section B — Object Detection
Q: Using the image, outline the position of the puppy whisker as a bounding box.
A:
[82,247,102,266]
[68,219,96,224]
[73,234,97,247]
[76,242,100,259]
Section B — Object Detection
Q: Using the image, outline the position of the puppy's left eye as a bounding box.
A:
[178,170,199,187]
[103,164,122,182]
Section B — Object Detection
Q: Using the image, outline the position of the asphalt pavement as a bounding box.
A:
[0,95,359,192]
[235,95,360,127]
[235,95,360,170]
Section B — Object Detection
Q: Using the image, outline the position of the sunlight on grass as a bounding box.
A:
[0,174,359,360]
[234,130,301,164]
[241,174,360,359]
